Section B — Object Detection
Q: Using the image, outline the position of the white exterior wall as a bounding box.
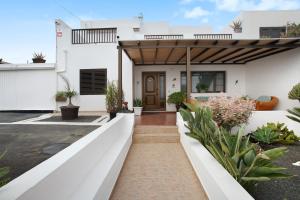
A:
[246,48,300,110]
[134,65,246,111]
[0,64,56,111]
[228,10,300,39]
[56,20,133,111]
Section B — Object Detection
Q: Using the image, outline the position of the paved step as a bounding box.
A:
[134,125,178,134]
[133,133,179,143]
[133,125,179,144]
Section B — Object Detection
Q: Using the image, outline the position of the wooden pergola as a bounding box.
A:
[117,38,300,103]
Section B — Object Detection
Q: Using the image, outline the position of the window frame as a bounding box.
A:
[259,26,286,38]
[80,68,107,95]
[180,71,226,93]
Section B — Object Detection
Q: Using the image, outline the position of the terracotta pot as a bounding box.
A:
[32,58,46,63]
[60,105,79,120]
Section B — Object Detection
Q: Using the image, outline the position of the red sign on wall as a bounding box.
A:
[57,32,62,37]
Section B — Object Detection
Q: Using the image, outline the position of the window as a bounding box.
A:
[181,71,225,93]
[80,69,107,95]
[260,27,286,38]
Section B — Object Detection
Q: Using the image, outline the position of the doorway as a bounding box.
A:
[142,72,166,111]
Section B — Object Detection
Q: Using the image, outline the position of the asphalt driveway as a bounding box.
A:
[0,113,100,186]
[0,112,44,123]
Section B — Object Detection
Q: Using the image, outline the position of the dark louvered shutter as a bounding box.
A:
[80,69,107,95]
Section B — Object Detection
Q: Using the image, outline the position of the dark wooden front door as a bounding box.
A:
[142,72,161,110]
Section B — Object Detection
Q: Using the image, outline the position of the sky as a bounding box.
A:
[1,0,300,63]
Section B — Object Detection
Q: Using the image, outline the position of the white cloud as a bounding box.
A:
[180,0,194,4]
[184,6,211,18]
[201,18,209,23]
[179,0,204,4]
[213,0,300,12]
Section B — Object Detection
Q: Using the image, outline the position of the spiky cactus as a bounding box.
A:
[288,83,300,102]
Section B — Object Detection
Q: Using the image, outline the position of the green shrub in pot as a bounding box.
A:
[133,98,143,116]
[167,91,186,111]
[105,81,121,119]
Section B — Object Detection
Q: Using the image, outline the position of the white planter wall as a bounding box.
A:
[0,114,134,200]
[176,113,254,200]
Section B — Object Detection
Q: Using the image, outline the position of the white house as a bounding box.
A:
[1,10,300,112]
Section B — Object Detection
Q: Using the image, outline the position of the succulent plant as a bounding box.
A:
[32,52,46,60]
[288,83,300,102]
[180,105,292,189]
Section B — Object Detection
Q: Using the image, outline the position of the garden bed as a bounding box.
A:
[251,142,300,200]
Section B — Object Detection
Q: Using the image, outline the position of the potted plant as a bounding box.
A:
[196,83,209,93]
[133,98,143,116]
[230,20,242,33]
[167,91,186,112]
[55,91,67,102]
[32,52,46,63]
[59,75,79,120]
[105,81,120,120]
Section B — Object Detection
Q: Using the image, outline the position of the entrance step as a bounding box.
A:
[133,125,179,144]
[134,125,178,134]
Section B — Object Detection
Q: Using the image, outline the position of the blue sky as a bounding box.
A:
[1,0,300,63]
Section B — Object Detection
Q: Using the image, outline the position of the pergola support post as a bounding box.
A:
[186,47,191,99]
[118,47,123,108]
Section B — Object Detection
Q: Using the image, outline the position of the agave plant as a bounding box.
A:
[265,122,299,144]
[288,83,300,102]
[207,132,291,188]
[180,105,292,189]
[287,107,300,123]
[180,105,219,146]
[250,127,280,144]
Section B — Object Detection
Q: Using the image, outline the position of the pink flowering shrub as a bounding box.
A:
[201,96,255,130]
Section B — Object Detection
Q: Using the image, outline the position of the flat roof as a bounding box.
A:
[118,38,300,65]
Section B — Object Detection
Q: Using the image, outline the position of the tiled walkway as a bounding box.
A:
[110,125,207,200]
[134,112,176,126]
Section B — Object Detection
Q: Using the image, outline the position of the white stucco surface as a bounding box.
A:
[0,64,56,110]
[134,64,246,111]
[246,48,300,110]
[176,113,254,200]
[0,114,134,200]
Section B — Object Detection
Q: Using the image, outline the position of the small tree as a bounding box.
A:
[59,75,77,106]
[167,91,186,111]
[105,81,121,113]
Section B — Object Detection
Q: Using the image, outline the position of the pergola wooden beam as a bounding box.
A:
[118,38,300,65]
[176,40,199,64]
[138,42,144,64]
[154,40,159,64]
[165,40,178,64]
[244,48,294,63]
[118,47,122,108]
[120,43,300,49]
[227,40,280,63]
[186,47,191,99]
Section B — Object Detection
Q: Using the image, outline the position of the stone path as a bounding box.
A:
[110,126,207,200]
